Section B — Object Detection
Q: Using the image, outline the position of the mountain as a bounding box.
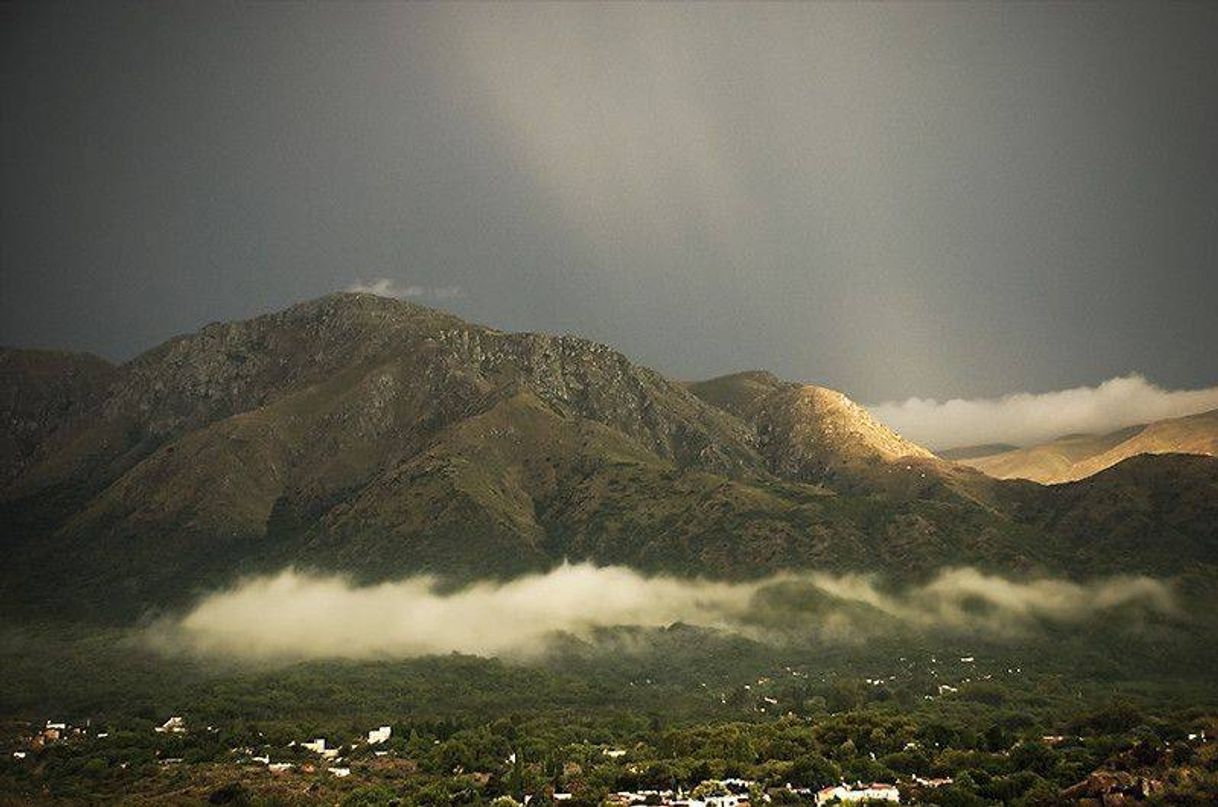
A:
[1,294,1214,620]
[955,409,1218,483]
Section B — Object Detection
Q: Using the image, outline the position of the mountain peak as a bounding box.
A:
[786,384,935,463]
[688,371,935,488]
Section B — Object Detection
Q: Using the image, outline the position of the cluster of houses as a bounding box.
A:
[231,724,395,778]
[603,775,967,807]
[607,778,756,807]
[812,782,899,805]
[34,720,77,747]
[605,778,910,807]
[19,719,103,752]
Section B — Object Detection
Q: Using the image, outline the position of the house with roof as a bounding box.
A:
[815,782,899,805]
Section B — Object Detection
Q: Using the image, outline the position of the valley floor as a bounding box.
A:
[2,620,1216,805]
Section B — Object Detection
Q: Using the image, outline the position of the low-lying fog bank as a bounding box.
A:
[148,563,1178,661]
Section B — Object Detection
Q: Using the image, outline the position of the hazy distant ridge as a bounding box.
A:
[956,409,1218,484]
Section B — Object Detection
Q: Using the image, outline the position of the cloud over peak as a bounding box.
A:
[348,278,464,301]
[870,374,1218,450]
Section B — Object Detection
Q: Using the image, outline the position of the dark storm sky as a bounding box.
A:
[2,1,1216,404]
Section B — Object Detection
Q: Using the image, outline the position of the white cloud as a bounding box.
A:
[869,374,1218,449]
[347,278,463,301]
[347,278,425,298]
[150,563,1176,661]
[432,285,464,300]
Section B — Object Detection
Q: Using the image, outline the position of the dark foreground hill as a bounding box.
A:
[2,293,1215,619]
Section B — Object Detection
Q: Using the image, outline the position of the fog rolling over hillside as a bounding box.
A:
[155,564,1178,661]
[2,293,1216,623]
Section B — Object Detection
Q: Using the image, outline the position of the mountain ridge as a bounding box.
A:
[1,293,1214,620]
[955,409,1218,483]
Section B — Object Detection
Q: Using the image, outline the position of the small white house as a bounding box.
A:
[368,725,392,744]
[328,766,351,778]
[704,795,747,807]
[816,782,900,805]
[155,716,186,734]
[301,738,327,754]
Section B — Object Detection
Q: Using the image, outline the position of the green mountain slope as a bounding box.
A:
[0,347,115,487]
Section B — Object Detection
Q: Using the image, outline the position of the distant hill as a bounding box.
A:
[937,443,1019,461]
[955,410,1218,483]
[1001,453,1218,594]
[1,294,1214,620]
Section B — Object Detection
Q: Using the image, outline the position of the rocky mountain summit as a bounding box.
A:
[687,371,978,499]
[2,294,1215,618]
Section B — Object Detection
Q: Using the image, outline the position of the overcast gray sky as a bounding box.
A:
[2,1,1216,404]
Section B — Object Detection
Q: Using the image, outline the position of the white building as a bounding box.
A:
[301,738,327,754]
[328,766,351,777]
[155,716,186,734]
[816,782,900,805]
[368,725,392,744]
